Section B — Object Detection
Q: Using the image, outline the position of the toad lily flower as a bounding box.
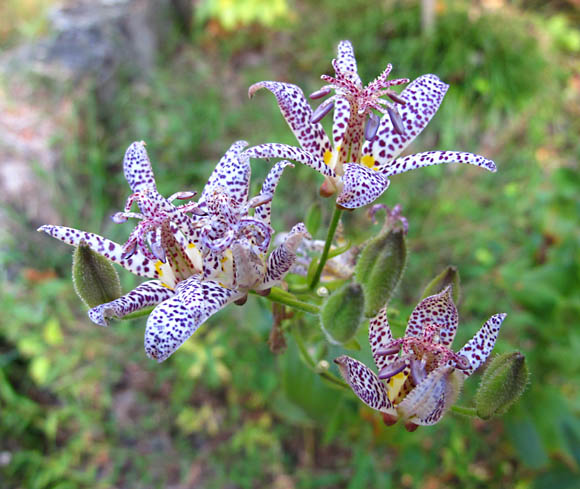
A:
[38,141,309,362]
[335,286,506,428]
[247,40,497,209]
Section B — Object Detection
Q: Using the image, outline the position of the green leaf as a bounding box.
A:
[72,241,121,308]
[320,282,365,344]
[420,265,461,304]
[305,202,322,237]
[355,229,406,317]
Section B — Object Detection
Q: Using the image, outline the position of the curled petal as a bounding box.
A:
[145,277,243,362]
[361,74,449,164]
[334,356,394,413]
[457,313,507,376]
[248,81,331,158]
[397,365,463,425]
[405,286,458,342]
[369,307,397,372]
[260,222,310,289]
[200,140,250,206]
[335,40,362,86]
[88,280,174,326]
[38,225,165,281]
[123,141,157,193]
[336,163,390,209]
[244,143,336,178]
[254,159,294,225]
[380,151,497,177]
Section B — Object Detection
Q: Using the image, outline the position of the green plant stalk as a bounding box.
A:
[252,288,320,315]
[451,405,478,417]
[292,327,348,389]
[309,205,343,290]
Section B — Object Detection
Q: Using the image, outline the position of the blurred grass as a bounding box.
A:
[1,0,580,488]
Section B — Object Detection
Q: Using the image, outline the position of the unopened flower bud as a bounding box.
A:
[72,241,121,308]
[475,352,529,420]
[320,282,365,345]
[420,266,461,305]
[355,229,407,317]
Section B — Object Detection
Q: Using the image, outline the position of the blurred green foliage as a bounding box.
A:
[1,1,579,488]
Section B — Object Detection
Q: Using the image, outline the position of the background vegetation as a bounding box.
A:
[1,0,579,488]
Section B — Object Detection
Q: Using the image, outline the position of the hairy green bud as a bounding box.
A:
[355,229,406,317]
[420,265,461,305]
[320,282,365,344]
[72,241,122,308]
[476,352,530,419]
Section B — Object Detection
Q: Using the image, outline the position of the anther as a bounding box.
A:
[121,241,137,259]
[150,241,166,263]
[169,191,197,201]
[311,100,335,124]
[454,355,471,370]
[309,86,332,100]
[387,106,405,135]
[378,359,407,380]
[386,91,407,105]
[376,343,401,356]
[409,359,427,385]
[364,112,380,141]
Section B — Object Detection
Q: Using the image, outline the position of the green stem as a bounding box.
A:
[309,205,343,290]
[292,327,348,389]
[451,405,478,417]
[251,288,320,315]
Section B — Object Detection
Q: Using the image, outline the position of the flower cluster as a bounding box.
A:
[38,40,516,426]
[40,141,309,361]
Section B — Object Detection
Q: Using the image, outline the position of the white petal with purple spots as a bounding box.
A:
[381,150,497,176]
[457,313,507,376]
[145,276,243,362]
[336,163,390,209]
[405,287,458,340]
[123,141,157,193]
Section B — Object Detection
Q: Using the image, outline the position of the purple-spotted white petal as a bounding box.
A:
[369,307,397,372]
[123,141,157,193]
[244,143,336,178]
[336,163,390,209]
[361,74,449,164]
[457,313,507,376]
[89,280,174,326]
[381,150,497,177]
[254,160,294,225]
[405,286,458,343]
[145,276,243,362]
[335,355,394,412]
[249,81,331,158]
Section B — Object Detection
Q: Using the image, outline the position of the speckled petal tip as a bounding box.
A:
[88,280,174,326]
[144,276,242,362]
[336,163,390,209]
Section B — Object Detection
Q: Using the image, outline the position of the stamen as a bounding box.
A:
[387,106,405,135]
[121,240,138,259]
[386,91,407,105]
[309,87,332,100]
[410,359,427,384]
[364,112,380,141]
[168,191,197,201]
[150,240,166,263]
[311,100,335,124]
[378,358,407,380]
[376,343,401,356]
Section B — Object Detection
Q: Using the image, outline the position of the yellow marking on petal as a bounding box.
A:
[188,243,196,249]
[387,371,408,403]
[361,155,376,169]
[323,150,333,166]
[160,283,174,290]
[155,261,164,276]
